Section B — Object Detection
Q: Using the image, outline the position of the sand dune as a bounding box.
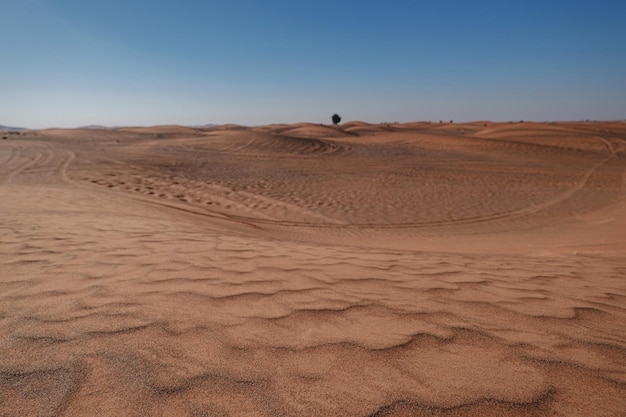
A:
[1,122,625,416]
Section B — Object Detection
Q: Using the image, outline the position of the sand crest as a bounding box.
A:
[1,122,625,416]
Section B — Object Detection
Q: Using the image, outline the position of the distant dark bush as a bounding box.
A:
[332,114,341,125]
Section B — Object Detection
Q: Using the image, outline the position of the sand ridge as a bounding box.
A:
[1,121,625,416]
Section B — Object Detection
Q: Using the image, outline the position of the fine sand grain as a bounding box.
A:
[1,121,625,416]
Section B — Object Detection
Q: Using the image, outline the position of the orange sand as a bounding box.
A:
[1,121,625,416]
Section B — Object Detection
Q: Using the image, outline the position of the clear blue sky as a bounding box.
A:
[2,0,625,128]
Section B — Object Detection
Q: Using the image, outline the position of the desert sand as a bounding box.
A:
[1,121,625,416]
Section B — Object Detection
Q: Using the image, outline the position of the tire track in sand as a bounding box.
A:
[0,145,44,185]
[0,142,77,186]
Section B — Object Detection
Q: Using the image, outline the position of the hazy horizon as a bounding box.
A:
[2,0,625,129]
[5,118,626,132]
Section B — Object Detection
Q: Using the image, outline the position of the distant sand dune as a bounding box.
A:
[1,122,625,416]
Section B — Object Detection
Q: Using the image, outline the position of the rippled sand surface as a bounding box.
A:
[1,121,625,416]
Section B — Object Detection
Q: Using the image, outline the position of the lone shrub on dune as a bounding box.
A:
[332,114,341,125]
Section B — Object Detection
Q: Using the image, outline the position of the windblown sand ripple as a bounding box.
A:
[1,122,625,416]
